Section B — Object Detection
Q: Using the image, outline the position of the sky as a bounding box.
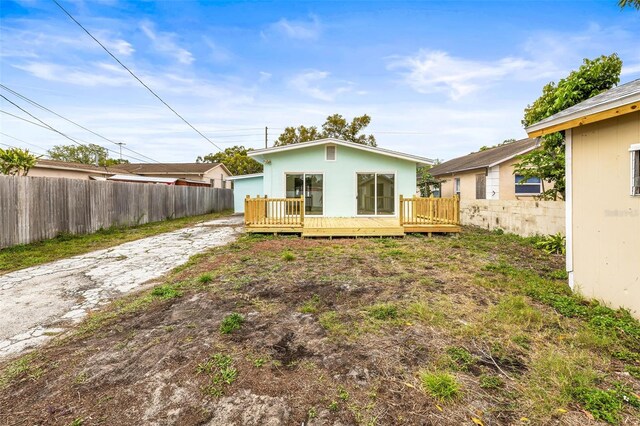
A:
[1,0,639,165]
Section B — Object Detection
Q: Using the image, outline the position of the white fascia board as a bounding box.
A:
[249,138,433,165]
[225,173,264,181]
[526,92,640,134]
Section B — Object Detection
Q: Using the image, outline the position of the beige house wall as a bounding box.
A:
[571,111,640,317]
[203,165,231,189]
[436,155,554,200]
[28,167,101,180]
[460,199,565,236]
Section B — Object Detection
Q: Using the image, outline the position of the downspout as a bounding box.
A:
[565,129,574,290]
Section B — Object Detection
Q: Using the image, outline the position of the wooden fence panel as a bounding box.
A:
[0,176,234,249]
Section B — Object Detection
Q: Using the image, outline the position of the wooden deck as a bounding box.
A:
[244,195,461,237]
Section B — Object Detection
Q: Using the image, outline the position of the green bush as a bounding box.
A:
[220,313,245,334]
[419,371,460,402]
[535,233,566,254]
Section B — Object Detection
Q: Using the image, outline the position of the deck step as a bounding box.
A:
[302,226,405,237]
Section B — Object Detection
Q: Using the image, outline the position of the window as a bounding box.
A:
[326,145,336,161]
[357,173,395,215]
[515,175,542,195]
[285,173,323,215]
[631,144,640,196]
[454,178,460,196]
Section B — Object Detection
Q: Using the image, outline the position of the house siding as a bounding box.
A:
[260,144,418,217]
[571,110,640,317]
[231,176,264,213]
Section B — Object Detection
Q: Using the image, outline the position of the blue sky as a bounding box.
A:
[1,0,639,164]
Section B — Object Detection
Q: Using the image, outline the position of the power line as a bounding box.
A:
[0,131,50,152]
[0,84,161,163]
[1,109,52,130]
[0,95,152,163]
[52,0,223,152]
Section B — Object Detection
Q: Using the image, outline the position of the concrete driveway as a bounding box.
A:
[0,215,243,360]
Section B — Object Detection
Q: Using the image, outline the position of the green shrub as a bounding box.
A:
[219,313,245,334]
[282,251,295,261]
[535,233,566,254]
[367,303,398,320]
[198,273,213,284]
[445,347,475,371]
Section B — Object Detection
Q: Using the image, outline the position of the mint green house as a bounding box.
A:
[230,138,432,217]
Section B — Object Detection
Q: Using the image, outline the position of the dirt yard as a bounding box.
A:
[1,229,639,425]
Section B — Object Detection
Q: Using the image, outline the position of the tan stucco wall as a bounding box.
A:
[203,165,231,189]
[28,167,98,180]
[438,168,484,200]
[461,199,565,236]
[571,110,640,317]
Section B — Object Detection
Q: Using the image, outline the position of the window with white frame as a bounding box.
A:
[515,175,542,195]
[631,144,640,196]
[454,177,460,196]
[325,145,336,161]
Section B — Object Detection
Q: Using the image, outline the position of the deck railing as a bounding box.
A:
[399,195,460,226]
[245,195,304,227]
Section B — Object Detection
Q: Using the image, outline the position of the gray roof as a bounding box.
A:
[429,138,539,176]
[117,162,223,175]
[526,78,640,132]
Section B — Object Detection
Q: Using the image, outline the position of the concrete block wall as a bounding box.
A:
[460,199,565,237]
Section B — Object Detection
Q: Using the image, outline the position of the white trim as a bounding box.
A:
[526,91,640,134]
[631,144,640,196]
[325,144,337,161]
[354,171,398,217]
[629,143,640,151]
[225,173,264,181]
[565,129,574,289]
[283,171,325,217]
[249,138,433,165]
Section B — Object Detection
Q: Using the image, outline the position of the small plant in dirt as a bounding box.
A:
[307,407,317,419]
[419,371,460,402]
[281,250,295,261]
[479,374,504,390]
[337,385,350,401]
[197,273,213,284]
[300,294,322,314]
[535,233,566,255]
[328,401,340,412]
[367,303,398,320]
[151,284,182,299]
[219,313,245,334]
[197,353,238,397]
[68,419,83,426]
[570,386,628,424]
[445,347,475,371]
[253,357,267,368]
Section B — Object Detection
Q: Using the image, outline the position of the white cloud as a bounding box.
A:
[202,37,231,63]
[140,20,194,65]
[259,71,272,83]
[388,50,553,100]
[269,15,321,40]
[289,70,352,101]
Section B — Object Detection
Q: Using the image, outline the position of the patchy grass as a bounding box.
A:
[0,210,233,273]
[1,227,639,425]
[219,313,245,334]
[419,371,460,402]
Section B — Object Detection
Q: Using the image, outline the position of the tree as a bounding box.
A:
[104,158,130,166]
[619,0,640,9]
[0,147,39,176]
[197,145,263,175]
[514,54,622,200]
[479,138,516,152]
[48,144,109,165]
[417,162,442,197]
[275,114,376,147]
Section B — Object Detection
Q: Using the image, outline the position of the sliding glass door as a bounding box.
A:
[357,173,395,215]
[285,173,323,215]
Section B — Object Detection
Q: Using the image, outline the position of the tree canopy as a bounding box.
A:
[197,145,263,176]
[619,0,640,9]
[47,143,123,166]
[514,54,622,200]
[275,114,376,147]
[0,147,39,176]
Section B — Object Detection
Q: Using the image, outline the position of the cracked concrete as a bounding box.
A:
[0,215,243,360]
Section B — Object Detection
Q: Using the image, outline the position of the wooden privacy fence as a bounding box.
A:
[399,195,460,225]
[245,195,304,227]
[0,175,234,249]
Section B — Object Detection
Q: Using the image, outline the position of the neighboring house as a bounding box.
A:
[106,174,212,187]
[230,138,433,215]
[525,78,640,317]
[117,163,232,188]
[28,159,130,180]
[429,138,551,200]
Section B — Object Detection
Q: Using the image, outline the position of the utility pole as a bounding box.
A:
[265,126,268,148]
[116,142,125,160]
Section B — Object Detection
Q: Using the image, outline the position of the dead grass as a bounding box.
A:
[0,227,638,425]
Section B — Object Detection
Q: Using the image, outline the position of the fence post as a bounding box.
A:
[300,195,305,226]
[399,195,404,226]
